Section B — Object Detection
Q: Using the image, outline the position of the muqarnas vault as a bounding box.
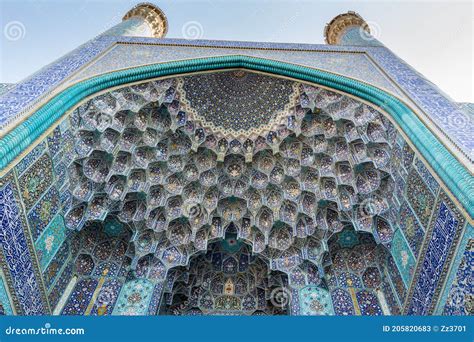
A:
[0,3,472,316]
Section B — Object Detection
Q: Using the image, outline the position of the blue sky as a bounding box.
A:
[0,0,472,102]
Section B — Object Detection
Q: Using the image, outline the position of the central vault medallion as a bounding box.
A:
[177,70,299,138]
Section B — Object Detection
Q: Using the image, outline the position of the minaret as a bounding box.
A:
[102,2,168,38]
[324,11,382,46]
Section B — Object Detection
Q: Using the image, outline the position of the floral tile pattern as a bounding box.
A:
[390,229,416,287]
[405,167,436,228]
[18,153,53,211]
[112,279,154,315]
[27,185,60,240]
[35,214,68,271]
[61,278,98,315]
[442,238,473,315]
[299,286,334,315]
[0,182,46,314]
[398,201,425,259]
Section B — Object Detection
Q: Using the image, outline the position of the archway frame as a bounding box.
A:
[0,55,472,219]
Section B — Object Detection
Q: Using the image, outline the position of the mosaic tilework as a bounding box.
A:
[48,263,74,310]
[289,287,301,315]
[401,142,415,173]
[442,238,473,315]
[438,224,473,315]
[0,182,46,314]
[27,185,60,240]
[15,141,46,176]
[113,279,154,315]
[407,193,465,315]
[47,126,62,158]
[356,290,383,315]
[70,42,402,99]
[43,241,70,290]
[405,167,436,228]
[398,201,425,259]
[35,214,67,271]
[18,153,53,210]
[386,254,406,305]
[381,275,401,315]
[390,229,416,287]
[179,71,299,137]
[0,275,14,315]
[367,47,473,160]
[299,286,334,315]
[331,288,354,315]
[414,157,439,195]
[147,283,164,315]
[0,83,15,96]
[61,278,98,315]
[90,279,122,316]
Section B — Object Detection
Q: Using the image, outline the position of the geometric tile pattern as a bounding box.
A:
[414,157,439,195]
[65,73,400,278]
[48,263,74,311]
[43,241,70,290]
[0,36,471,318]
[34,214,67,271]
[331,288,355,315]
[326,232,389,316]
[386,254,407,305]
